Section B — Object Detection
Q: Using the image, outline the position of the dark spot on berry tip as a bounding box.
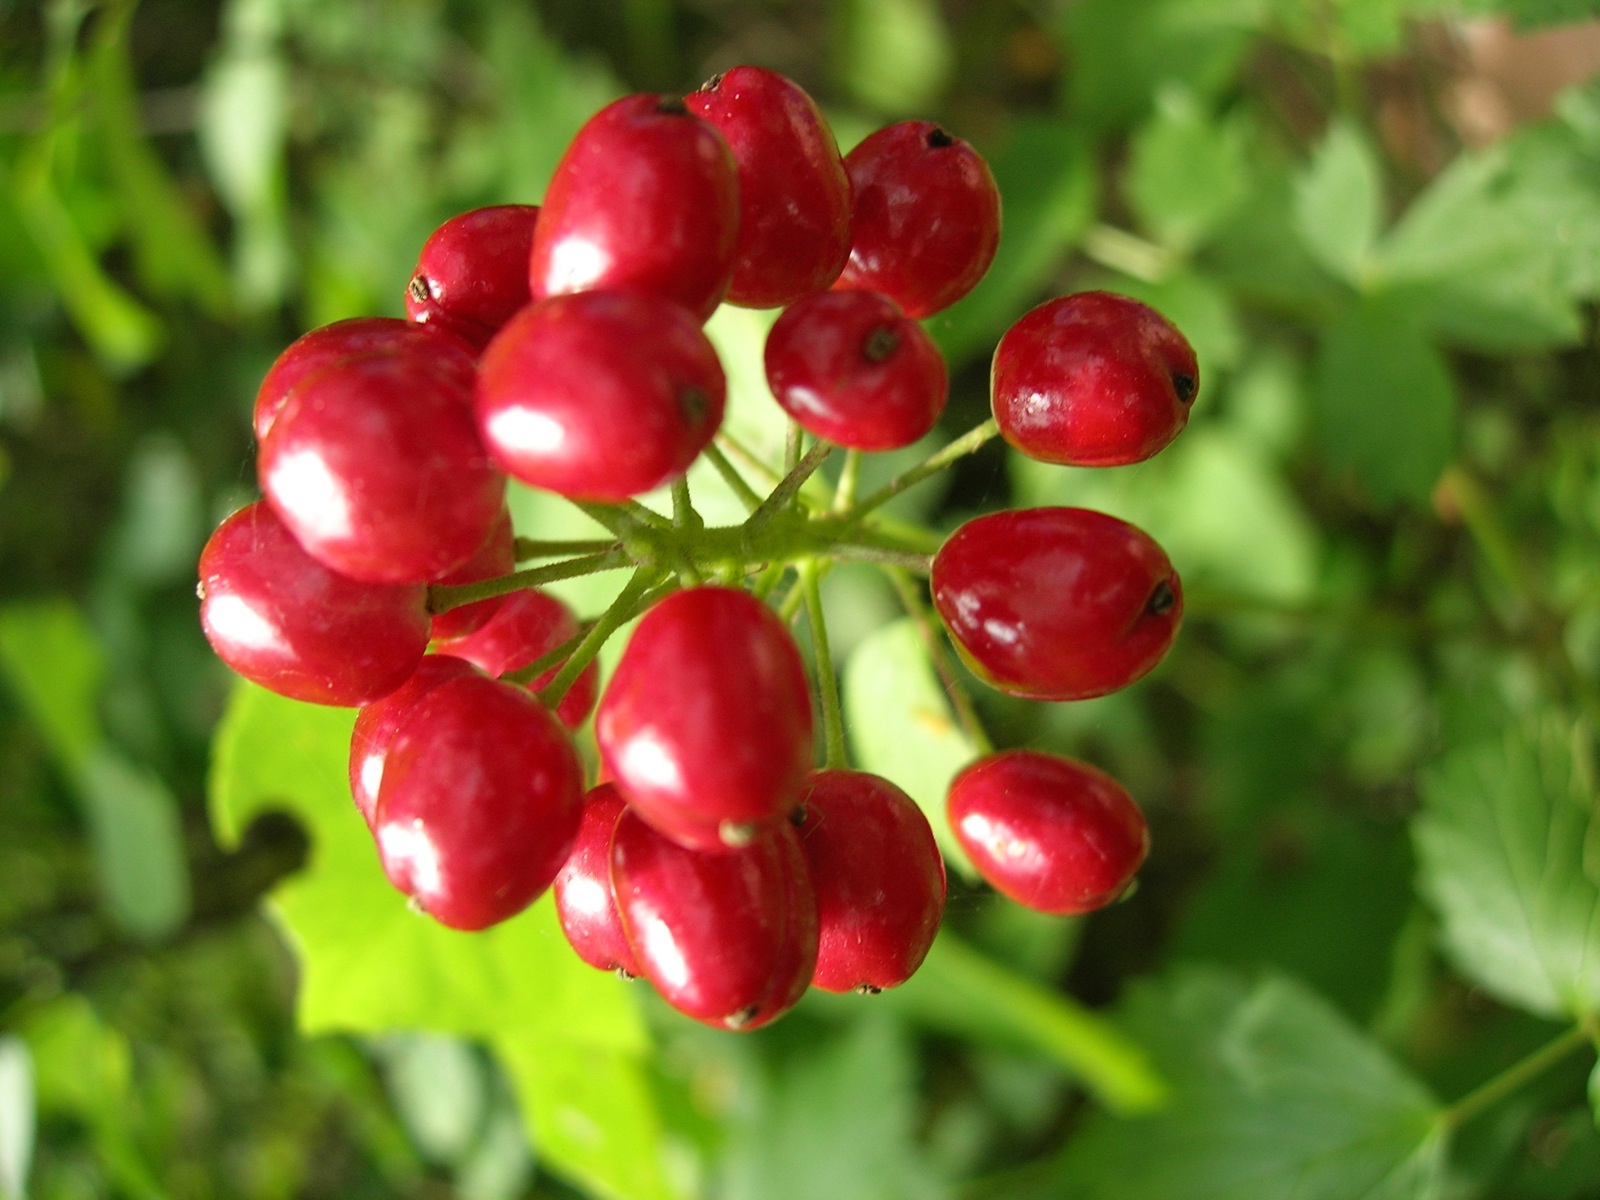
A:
[408,274,432,304]
[1146,579,1176,617]
[696,73,724,93]
[863,326,900,363]
[855,984,882,996]
[723,1005,759,1030]
[926,126,955,149]
[657,95,689,116]
[719,819,757,848]
[1172,373,1197,404]
[680,387,709,425]
[789,804,808,827]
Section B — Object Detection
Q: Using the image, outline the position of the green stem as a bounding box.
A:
[670,477,705,585]
[1081,223,1175,283]
[750,562,789,603]
[833,448,861,512]
[428,549,630,614]
[802,562,847,768]
[702,442,763,512]
[745,440,836,536]
[885,566,993,755]
[537,568,668,707]
[513,537,620,561]
[846,418,1000,519]
[715,430,783,489]
[1439,1021,1595,1132]
[829,543,933,572]
[785,420,803,473]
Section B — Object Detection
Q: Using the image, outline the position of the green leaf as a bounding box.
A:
[209,682,684,1200]
[1126,87,1250,253]
[1415,715,1600,1020]
[1311,295,1455,505]
[832,0,952,115]
[930,120,1095,367]
[1294,119,1383,283]
[1590,1059,1600,1130]
[0,1037,32,1200]
[1456,0,1600,30]
[1047,967,1445,1200]
[841,619,977,879]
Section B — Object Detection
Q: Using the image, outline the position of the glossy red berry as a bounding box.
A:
[528,94,739,322]
[406,204,540,352]
[198,502,430,706]
[596,586,814,851]
[554,784,641,975]
[260,354,505,584]
[253,317,475,442]
[992,292,1199,467]
[794,770,945,992]
[349,654,482,827]
[477,291,726,501]
[764,290,948,450]
[434,588,599,730]
[427,506,516,642]
[947,750,1148,915]
[834,121,1001,319]
[684,66,852,309]
[374,674,584,931]
[931,507,1182,701]
[611,810,817,1029]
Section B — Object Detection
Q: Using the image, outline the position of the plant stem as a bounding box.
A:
[701,442,763,512]
[537,567,668,707]
[829,543,933,572]
[513,537,621,561]
[847,418,1000,519]
[715,430,784,488]
[428,548,630,613]
[785,420,803,473]
[1439,1021,1595,1132]
[884,566,993,754]
[745,440,836,536]
[1081,223,1175,283]
[670,477,705,585]
[833,448,861,512]
[802,562,847,768]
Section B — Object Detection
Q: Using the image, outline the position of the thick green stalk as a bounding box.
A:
[537,567,669,706]
[802,562,847,767]
[428,548,630,613]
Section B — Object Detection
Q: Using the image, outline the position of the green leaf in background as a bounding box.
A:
[1126,87,1249,254]
[0,600,191,940]
[1044,967,1445,1200]
[1311,294,1455,505]
[1294,119,1383,284]
[832,0,952,116]
[1415,715,1600,1021]
[209,682,683,1200]
[1456,0,1600,31]
[842,618,977,879]
[930,120,1095,368]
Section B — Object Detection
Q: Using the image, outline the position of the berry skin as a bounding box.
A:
[477,291,726,502]
[947,750,1148,915]
[554,784,641,975]
[198,502,431,706]
[374,673,584,931]
[349,654,482,827]
[794,770,946,993]
[434,588,599,730]
[611,809,817,1029]
[991,292,1199,467]
[253,317,475,442]
[427,506,516,642]
[260,353,505,584]
[764,289,948,451]
[931,507,1182,701]
[834,121,1001,319]
[528,94,739,322]
[406,204,540,352]
[596,586,814,851]
[684,66,852,309]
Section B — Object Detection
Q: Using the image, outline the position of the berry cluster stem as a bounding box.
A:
[428,548,630,613]
[802,561,848,768]
[537,566,670,706]
[847,417,999,520]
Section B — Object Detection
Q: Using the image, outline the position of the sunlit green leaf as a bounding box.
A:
[1415,715,1600,1020]
[833,0,952,115]
[1295,120,1383,284]
[1127,87,1250,253]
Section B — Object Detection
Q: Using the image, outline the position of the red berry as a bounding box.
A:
[931,507,1182,701]
[253,317,475,443]
[947,750,1148,915]
[374,674,583,931]
[348,654,483,827]
[434,588,599,730]
[834,121,1000,319]
[198,502,430,706]
[684,67,852,309]
[476,291,725,501]
[764,290,948,450]
[427,506,516,642]
[596,586,814,851]
[611,809,817,1029]
[554,784,641,975]
[992,292,1199,467]
[528,94,739,322]
[260,353,505,584]
[794,770,945,992]
[406,205,541,352]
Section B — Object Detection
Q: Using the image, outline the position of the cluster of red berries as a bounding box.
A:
[197,65,1198,1031]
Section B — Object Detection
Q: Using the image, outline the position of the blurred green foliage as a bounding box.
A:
[3,0,1600,1196]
